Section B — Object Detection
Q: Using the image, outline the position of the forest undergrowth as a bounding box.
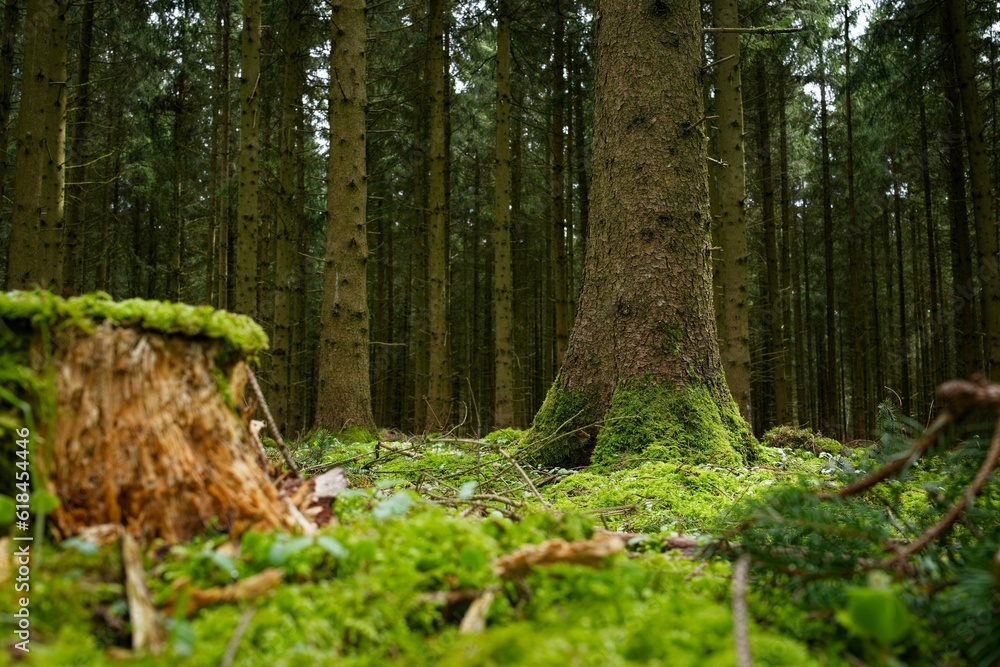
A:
[3,387,1000,666]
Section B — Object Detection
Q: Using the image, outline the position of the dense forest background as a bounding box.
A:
[1,0,998,442]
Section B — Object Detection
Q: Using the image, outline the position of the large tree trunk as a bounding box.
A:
[493,0,515,428]
[6,0,68,291]
[709,0,751,425]
[314,0,375,432]
[525,0,755,469]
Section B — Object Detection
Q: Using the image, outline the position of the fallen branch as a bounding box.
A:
[494,532,625,579]
[246,367,300,478]
[220,606,257,667]
[881,413,1000,568]
[732,555,753,667]
[122,530,166,655]
[499,447,548,507]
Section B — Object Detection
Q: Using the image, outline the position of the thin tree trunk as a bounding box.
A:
[0,0,20,242]
[893,158,911,416]
[236,0,261,318]
[843,7,866,438]
[493,0,515,428]
[710,0,751,424]
[552,0,569,370]
[425,0,451,431]
[818,45,838,438]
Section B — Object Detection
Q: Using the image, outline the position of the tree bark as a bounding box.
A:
[551,0,569,371]
[818,45,839,437]
[526,0,755,469]
[314,0,375,432]
[709,0,751,424]
[236,0,261,318]
[424,0,451,431]
[6,0,68,291]
[942,0,999,380]
[493,0,515,428]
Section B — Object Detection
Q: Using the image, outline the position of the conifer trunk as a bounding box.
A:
[314,0,375,432]
[710,0,751,424]
[526,0,754,469]
[7,0,68,291]
[493,0,515,428]
[236,0,261,318]
[425,0,451,431]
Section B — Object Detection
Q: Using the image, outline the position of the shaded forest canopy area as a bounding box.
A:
[0,0,996,440]
[1,0,1000,664]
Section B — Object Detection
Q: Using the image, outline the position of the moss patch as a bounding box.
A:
[591,376,757,468]
[0,290,268,357]
[763,425,842,456]
[518,383,593,469]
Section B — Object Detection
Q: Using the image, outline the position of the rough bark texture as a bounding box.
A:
[425,0,451,431]
[236,0,261,318]
[314,0,375,432]
[6,0,68,291]
[943,0,999,380]
[551,0,569,371]
[493,0,515,428]
[709,0,751,425]
[273,0,303,431]
[524,0,755,469]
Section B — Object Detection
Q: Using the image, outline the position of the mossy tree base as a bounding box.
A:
[524,375,757,470]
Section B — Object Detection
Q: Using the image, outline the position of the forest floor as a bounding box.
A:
[1,418,996,666]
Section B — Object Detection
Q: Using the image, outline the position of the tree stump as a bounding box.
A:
[0,292,295,542]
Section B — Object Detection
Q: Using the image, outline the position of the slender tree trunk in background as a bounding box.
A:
[62,0,95,293]
[869,221,883,410]
[915,35,942,391]
[818,46,838,438]
[526,0,753,468]
[551,0,569,371]
[777,63,794,424]
[0,0,20,249]
[493,0,515,428]
[710,0,751,424]
[236,0,261,318]
[290,104,309,432]
[755,57,788,430]
[315,0,375,432]
[892,159,911,416]
[842,8,866,438]
[943,0,999,380]
[410,60,429,432]
[272,0,302,432]
[169,67,186,302]
[7,0,68,291]
[572,41,590,266]
[944,58,976,378]
[218,0,232,310]
[425,0,451,431]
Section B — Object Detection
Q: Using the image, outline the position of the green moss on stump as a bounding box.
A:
[335,425,376,444]
[0,290,268,357]
[591,376,757,467]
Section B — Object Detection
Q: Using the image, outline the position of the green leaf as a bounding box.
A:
[372,491,414,520]
[29,490,61,515]
[62,537,100,556]
[375,479,406,490]
[0,495,13,525]
[267,536,314,566]
[838,586,912,645]
[317,535,349,559]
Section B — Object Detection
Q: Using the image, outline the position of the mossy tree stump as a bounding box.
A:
[0,292,294,542]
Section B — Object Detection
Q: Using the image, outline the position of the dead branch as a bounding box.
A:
[246,367,300,477]
[881,413,1000,568]
[732,555,752,667]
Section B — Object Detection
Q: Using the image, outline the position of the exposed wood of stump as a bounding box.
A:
[47,322,294,542]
